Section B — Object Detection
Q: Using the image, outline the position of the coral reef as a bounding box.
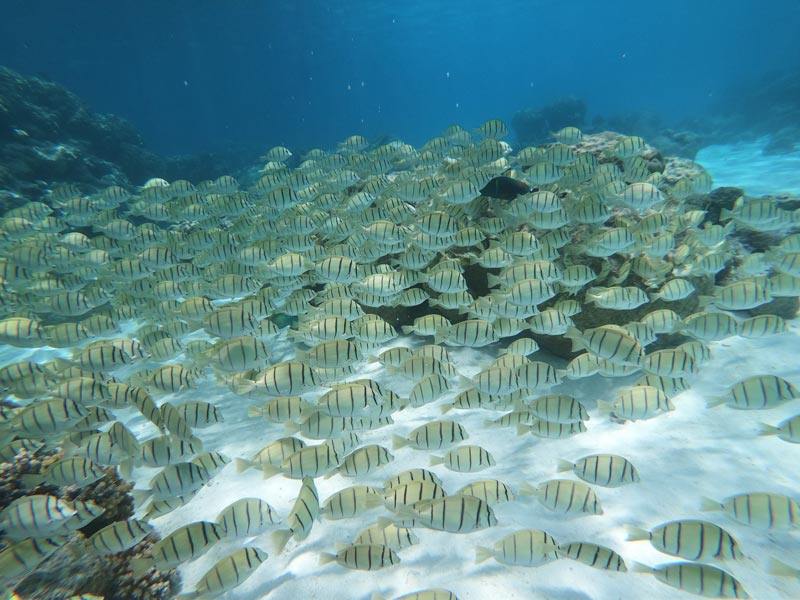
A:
[686,186,744,223]
[0,66,159,199]
[0,448,178,599]
[709,69,800,144]
[0,66,257,211]
[13,535,179,600]
[650,128,708,160]
[0,447,58,510]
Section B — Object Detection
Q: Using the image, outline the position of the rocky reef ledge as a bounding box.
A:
[0,66,256,213]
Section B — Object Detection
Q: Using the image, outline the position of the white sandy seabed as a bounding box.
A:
[10,326,798,600]
[4,138,800,600]
[696,136,800,197]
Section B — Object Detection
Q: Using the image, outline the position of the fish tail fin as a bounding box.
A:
[629,562,653,575]
[757,423,779,436]
[131,489,151,509]
[20,473,45,488]
[391,434,408,450]
[555,459,574,473]
[700,497,721,512]
[262,465,281,480]
[769,558,800,578]
[234,458,253,473]
[705,396,727,409]
[363,494,385,511]
[624,525,651,542]
[272,529,293,553]
[117,459,133,481]
[697,295,715,308]
[563,326,585,352]
[318,552,337,566]
[232,380,256,396]
[475,546,494,564]
[597,400,614,417]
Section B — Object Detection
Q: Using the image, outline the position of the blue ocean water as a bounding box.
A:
[1,0,798,154]
[2,3,800,600]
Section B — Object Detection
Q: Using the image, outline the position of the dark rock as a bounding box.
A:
[0,66,259,205]
[732,229,783,254]
[650,128,707,159]
[748,296,799,320]
[687,186,745,223]
[512,97,587,146]
[710,69,800,141]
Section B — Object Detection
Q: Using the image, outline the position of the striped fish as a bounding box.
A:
[454,479,514,504]
[131,521,224,575]
[559,542,626,571]
[139,435,201,468]
[701,492,800,530]
[183,547,269,598]
[430,445,495,473]
[353,520,419,550]
[681,312,739,341]
[216,497,281,537]
[272,477,320,551]
[5,397,87,438]
[626,519,743,561]
[603,386,674,421]
[88,518,153,555]
[384,481,447,510]
[395,495,497,533]
[0,495,77,540]
[384,468,444,491]
[0,536,67,584]
[520,479,603,515]
[528,394,588,423]
[145,462,211,500]
[322,486,383,520]
[21,456,106,488]
[159,402,194,441]
[631,562,749,598]
[557,454,639,487]
[759,414,800,443]
[263,443,341,479]
[711,375,800,409]
[332,445,394,478]
[565,325,645,367]
[319,543,399,571]
[518,420,586,439]
[238,361,318,396]
[703,280,771,310]
[191,451,230,475]
[475,529,559,566]
[176,401,224,428]
[739,314,788,338]
[392,420,468,450]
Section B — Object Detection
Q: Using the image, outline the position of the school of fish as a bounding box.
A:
[0,120,799,599]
